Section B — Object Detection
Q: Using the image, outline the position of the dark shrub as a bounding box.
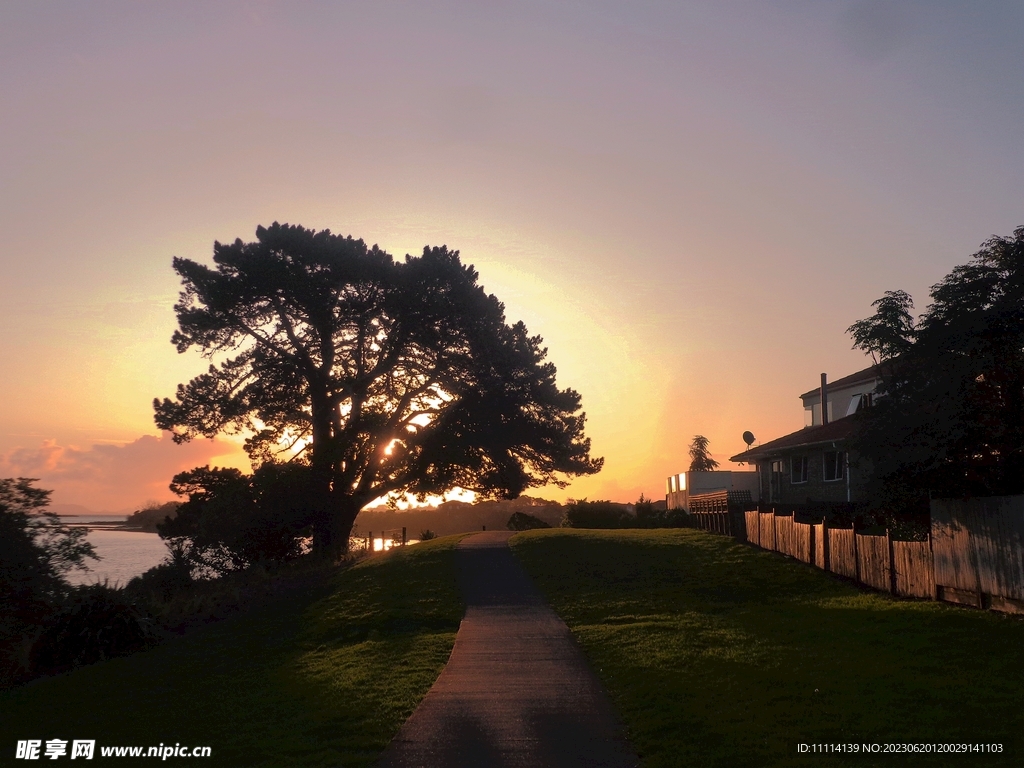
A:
[507,511,552,531]
[160,463,316,576]
[31,585,156,677]
[419,529,438,541]
[561,499,634,529]
[1,478,97,687]
[124,550,194,604]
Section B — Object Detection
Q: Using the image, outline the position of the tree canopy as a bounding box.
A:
[848,226,1024,516]
[688,435,719,472]
[155,223,602,554]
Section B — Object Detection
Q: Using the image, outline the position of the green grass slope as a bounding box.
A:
[2,536,465,766]
[511,529,1024,768]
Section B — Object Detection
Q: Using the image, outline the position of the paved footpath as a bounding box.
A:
[378,531,639,768]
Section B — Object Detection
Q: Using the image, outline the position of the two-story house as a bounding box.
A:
[729,364,882,506]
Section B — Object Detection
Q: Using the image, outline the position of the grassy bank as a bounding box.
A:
[2,536,466,766]
[511,529,1024,767]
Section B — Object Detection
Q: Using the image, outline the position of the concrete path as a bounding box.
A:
[378,531,639,768]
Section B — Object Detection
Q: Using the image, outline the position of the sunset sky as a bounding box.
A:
[3,2,1024,512]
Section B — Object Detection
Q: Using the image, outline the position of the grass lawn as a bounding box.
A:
[1,535,466,766]
[511,528,1024,767]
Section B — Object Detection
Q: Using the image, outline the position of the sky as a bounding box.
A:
[2,1,1024,512]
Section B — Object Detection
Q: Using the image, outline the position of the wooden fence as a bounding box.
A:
[931,496,1024,612]
[687,490,753,541]
[742,510,936,602]
[736,499,1024,612]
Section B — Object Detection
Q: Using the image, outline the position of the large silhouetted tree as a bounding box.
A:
[155,223,602,555]
[848,226,1024,517]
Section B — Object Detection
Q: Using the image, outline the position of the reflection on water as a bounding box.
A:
[352,537,421,552]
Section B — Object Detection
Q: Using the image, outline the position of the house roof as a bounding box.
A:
[799,362,883,400]
[729,416,858,463]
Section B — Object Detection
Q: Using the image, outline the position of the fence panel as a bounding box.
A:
[964,497,1024,600]
[813,523,826,569]
[856,534,890,592]
[828,528,856,578]
[760,513,775,551]
[931,500,983,594]
[745,510,760,546]
[892,540,933,598]
[776,515,794,557]
[793,521,812,564]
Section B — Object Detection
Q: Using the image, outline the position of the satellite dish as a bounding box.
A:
[742,431,755,447]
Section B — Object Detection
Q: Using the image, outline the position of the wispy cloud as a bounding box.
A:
[0,433,246,512]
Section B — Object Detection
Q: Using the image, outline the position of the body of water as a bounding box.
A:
[58,517,170,587]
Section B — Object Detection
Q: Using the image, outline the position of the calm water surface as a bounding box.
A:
[59,516,170,587]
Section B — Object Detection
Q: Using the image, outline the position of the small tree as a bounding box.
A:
[688,435,719,472]
[158,463,316,576]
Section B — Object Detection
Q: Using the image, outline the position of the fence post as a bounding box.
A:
[853,523,860,585]
[402,527,407,546]
[887,528,897,596]
[822,518,830,572]
[808,518,815,566]
[928,531,938,600]
[369,531,373,552]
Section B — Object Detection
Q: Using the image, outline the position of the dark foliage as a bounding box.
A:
[506,511,552,531]
[849,226,1024,518]
[0,478,97,686]
[30,584,156,677]
[688,435,720,472]
[154,223,602,555]
[124,555,195,604]
[159,463,315,576]
[418,529,438,541]
[632,494,690,529]
[561,499,634,529]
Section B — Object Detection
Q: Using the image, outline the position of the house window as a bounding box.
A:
[824,451,845,482]
[791,456,808,484]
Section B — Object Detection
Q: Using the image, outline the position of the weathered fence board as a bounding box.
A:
[892,540,933,599]
[792,520,812,564]
[745,510,760,546]
[856,534,890,592]
[760,512,775,550]
[828,527,857,579]
[931,503,979,594]
[813,523,826,569]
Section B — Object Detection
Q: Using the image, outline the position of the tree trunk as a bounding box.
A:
[311,492,361,559]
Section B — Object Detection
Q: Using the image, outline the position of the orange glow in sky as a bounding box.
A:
[3,3,1024,511]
